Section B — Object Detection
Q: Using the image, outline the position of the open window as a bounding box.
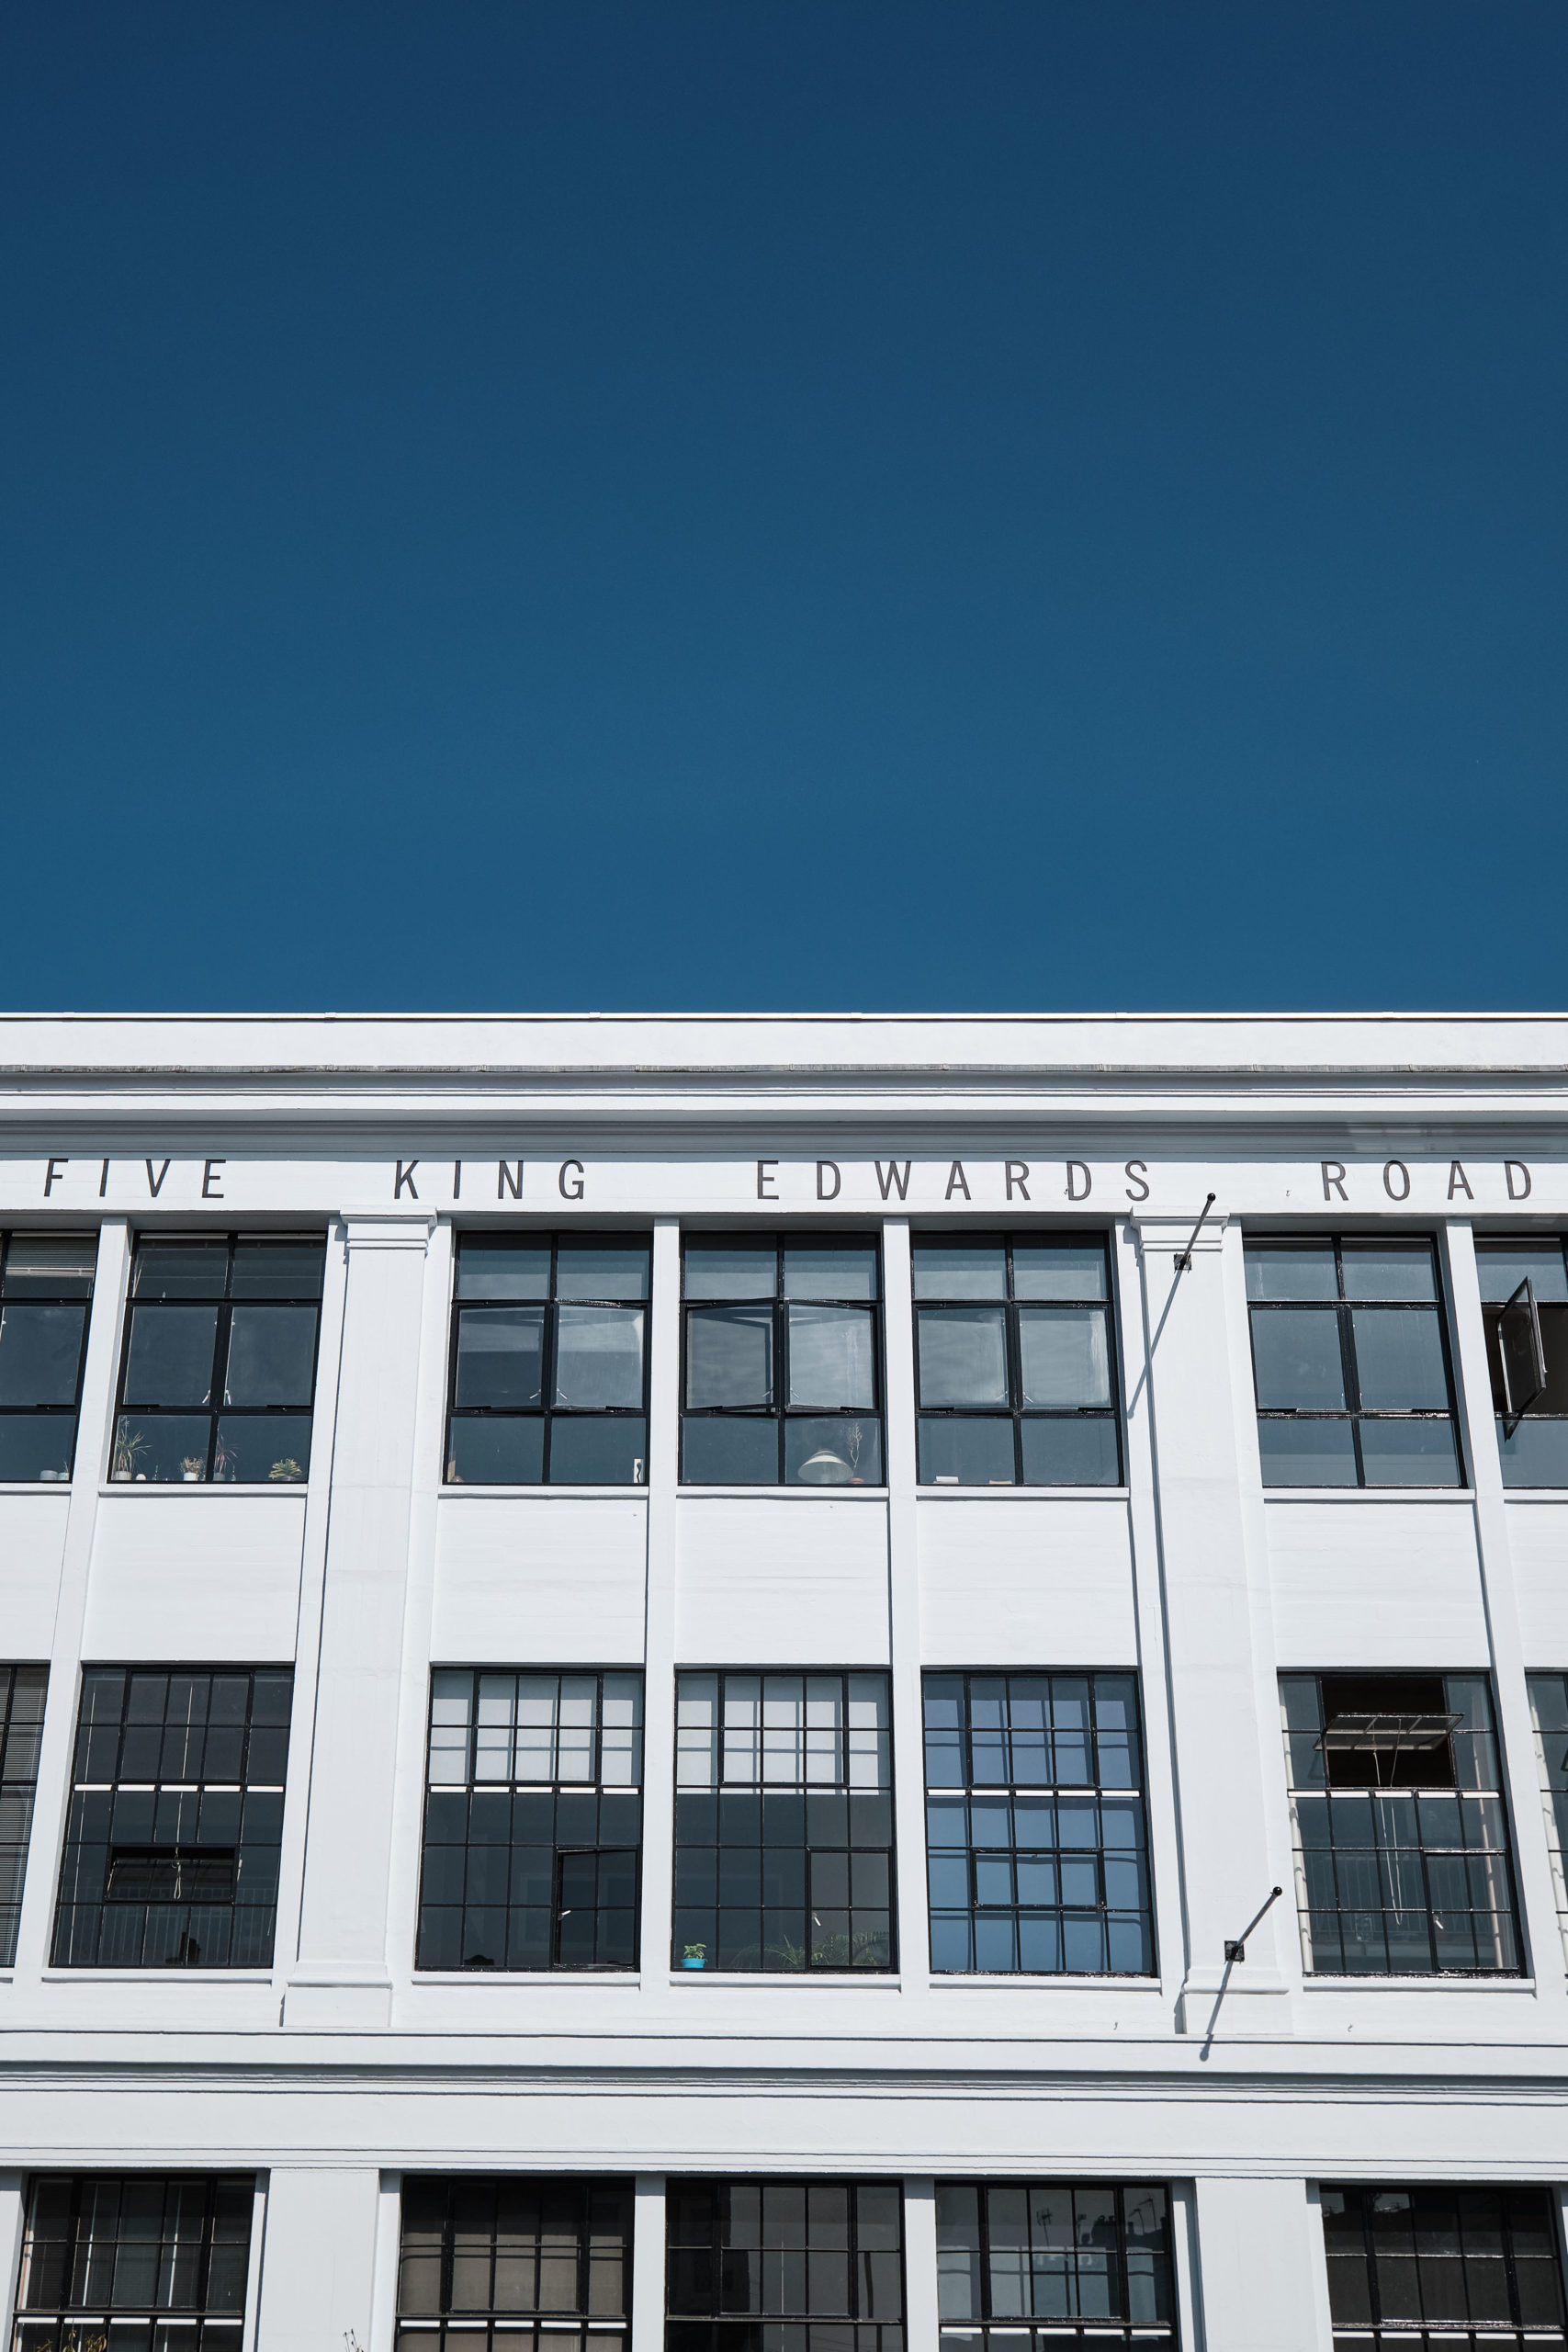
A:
[1479,1241,1568,1484]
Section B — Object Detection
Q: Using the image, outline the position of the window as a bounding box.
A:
[1280,1672,1520,1975]
[1478,1238,1568,1487]
[11,2174,254,2352]
[673,1671,894,1972]
[936,2182,1174,2349]
[416,1669,642,1971]
[1322,2184,1564,2346]
[924,1672,1153,1975]
[682,1236,883,1487]
[52,1667,292,1968]
[446,1235,649,1486]
[1528,1673,1568,1965]
[0,1234,96,1484]
[912,1236,1121,1487]
[0,1664,48,1964]
[1245,1236,1461,1487]
[667,2179,903,2352]
[396,2177,631,2352]
[113,1234,324,1485]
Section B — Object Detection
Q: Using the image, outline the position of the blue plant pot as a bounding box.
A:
[682,1955,705,1970]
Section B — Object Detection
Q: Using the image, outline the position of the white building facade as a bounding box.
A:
[1,1011,1567,2352]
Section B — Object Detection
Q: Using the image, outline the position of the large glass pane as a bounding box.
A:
[1340,1241,1438,1301]
[1017,1308,1110,1407]
[1245,1241,1338,1301]
[0,1413,76,1482]
[555,1306,644,1408]
[111,1413,212,1481]
[122,1305,220,1407]
[683,1247,777,1301]
[455,1245,551,1301]
[2,1237,96,1295]
[1011,1245,1107,1301]
[1258,1418,1357,1486]
[547,1416,647,1485]
[918,1417,1015,1485]
[0,1304,86,1405]
[786,1306,875,1408]
[784,1417,882,1486]
[1476,1240,1568,1305]
[917,1308,1008,1407]
[911,1246,1007,1301]
[685,1306,773,1407]
[1359,1418,1461,1486]
[213,1416,312,1483]
[1249,1307,1346,1409]
[1350,1307,1450,1408]
[783,1246,877,1301]
[229,1239,324,1299]
[1020,1418,1120,1485]
[130,1242,229,1299]
[682,1417,778,1484]
[455,1307,545,1408]
[555,1247,649,1301]
[446,1418,544,1485]
[223,1305,317,1407]
[1498,1415,1568,1487]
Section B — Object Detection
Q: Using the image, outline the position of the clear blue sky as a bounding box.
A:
[2,4,1563,1013]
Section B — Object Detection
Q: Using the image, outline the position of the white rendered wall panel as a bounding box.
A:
[674,1498,890,1662]
[0,1493,69,1655]
[83,1493,307,1659]
[432,1495,648,1661]
[1266,1499,1488,1667]
[1507,1504,1568,1665]
[916,1498,1137,1664]
[254,2168,381,2352]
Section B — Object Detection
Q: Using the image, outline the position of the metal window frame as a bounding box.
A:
[679,1231,886,1487]
[112,1231,326,1486]
[0,1230,97,1482]
[671,1666,897,1973]
[934,2177,1177,2344]
[911,1231,1123,1488]
[921,1668,1156,1979]
[1479,1236,1568,1471]
[445,1231,652,1487]
[664,2176,907,2329]
[1321,2179,1567,2338]
[1245,1234,1462,1488]
[12,2171,256,2339]
[51,1663,294,1973]
[414,1666,645,1975]
[395,2174,635,2327]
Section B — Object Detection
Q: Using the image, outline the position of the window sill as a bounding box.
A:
[1502,1488,1568,1503]
[98,1480,310,1498]
[917,1484,1130,1500]
[669,1970,901,1986]
[39,1967,276,1983]
[677,1484,888,1499]
[410,1970,643,1984]
[0,1481,75,1494]
[928,1972,1162,1990]
[1298,1973,1534,1991]
[440,1483,650,1498]
[1262,1487,1473,1504]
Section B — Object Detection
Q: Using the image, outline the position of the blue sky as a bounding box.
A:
[2,4,1563,1013]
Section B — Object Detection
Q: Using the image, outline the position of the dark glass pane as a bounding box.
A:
[1019,1418,1120,1486]
[1017,1308,1110,1407]
[2,1236,96,1296]
[446,1417,544,1485]
[1245,1241,1338,1302]
[222,1306,317,1408]
[110,1415,212,1484]
[1350,1307,1450,1409]
[917,1417,1014,1485]
[1010,1244,1107,1302]
[911,1246,1007,1301]
[456,1244,551,1301]
[784,1419,882,1487]
[785,1307,876,1408]
[783,1247,878,1303]
[0,1413,77,1482]
[684,1247,778,1301]
[687,1307,774,1408]
[455,1308,546,1408]
[212,1417,312,1484]
[0,1304,86,1406]
[916,1310,1008,1408]
[547,1416,647,1485]
[131,1242,229,1299]
[1249,1308,1346,1410]
[1257,1418,1357,1487]
[1341,1241,1438,1302]
[682,1417,778,1484]
[229,1239,325,1299]
[122,1306,220,1407]
[555,1307,645,1408]
[1498,1414,1568,1487]
[555,1245,649,1301]
[1477,1240,1568,1305]
[1358,1418,1461,1486]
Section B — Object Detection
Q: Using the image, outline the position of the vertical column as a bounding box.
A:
[242,2179,269,2352]
[632,2174,667,2352]
[639,1220,681,1990]
[1190,2177,1323,2352]
[1131,1211,1291,2030]
[882,1221,929,2007]
[289,1207,434,2024]
[1444,1224,1566,2008]
[254,2169,381,2352]
[901,2177,939,2352]
[368,2174,404,2352]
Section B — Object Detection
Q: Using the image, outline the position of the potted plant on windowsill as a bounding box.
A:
[682,1943,706,1970]
[181,1456,206,1483]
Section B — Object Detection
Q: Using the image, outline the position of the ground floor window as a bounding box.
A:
[936,2182,1174,2348]
[1322,2184,1565,2346]
[397,2177,632,2352]
[11,2175,253,2352]
[666,2178,903,2352]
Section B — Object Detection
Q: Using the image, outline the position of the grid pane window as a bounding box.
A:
[446,1236,649,1486]
[667,2178,903,2352]
[12,2173,254,2352]
[0,1234,96,1484]
[1528,1672,1568,1966]
[1322,2184,1564,2347]
[1478,1238,1568,1487]
[52,1668,292,1969]
[673,1671,894,1971]
[0,1664,48,1963]
[1280,1672,1520,1976]
[113,1235,324,1485]
[912,1237,1121,1487]
[417,1670,642,1971]
[924,1673,1154,1976]
[936,2182,1174,2349]
[682,1238,883,1487]
[397,2176,631,2352]
[1245,1237,1460,1487]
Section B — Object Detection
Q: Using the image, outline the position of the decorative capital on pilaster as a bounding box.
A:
[337,1207,437,1250]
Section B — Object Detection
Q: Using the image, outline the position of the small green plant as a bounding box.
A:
[180,1455,207,1481]
[110,1421,146,1480]
[268,1457,304,1483]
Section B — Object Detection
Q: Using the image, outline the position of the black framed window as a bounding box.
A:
[446,1235,649,1486]
[912,1236,1121,1487]
[417,1669,642,1971]
[397,2177,632,2352]
[924,1672,1153,1976]
[936,2182,1175,2348]
[0,1664,48,1964]
[667,2178,903,2352]
[1528,1672,1568,1967]
[673,1670,894,1972]
[1245,1236,1461,1487]
[0,1234,96,1484]
[113,1234,324,1486]
[1280,1671,1520,1976]
[682,1236,883,1487]
[52,1667,292,1969]
[1478,1238,1568,1487]
[1322,2183,1565,2346]
[11,2174,254,2352]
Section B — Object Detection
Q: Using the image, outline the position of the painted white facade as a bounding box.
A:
[1,1009,1566,2352]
